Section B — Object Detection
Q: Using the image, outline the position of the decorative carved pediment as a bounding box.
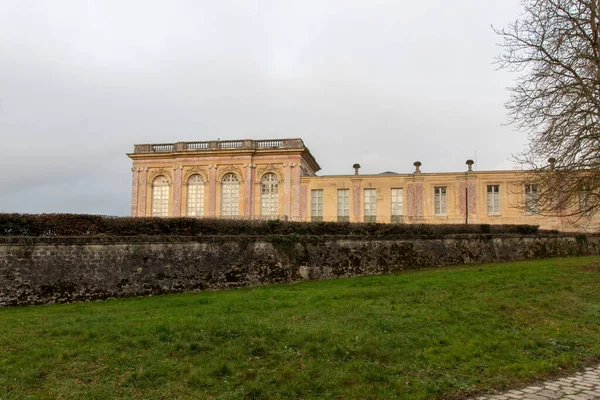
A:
[183,165,209,182]
[256,164,283,181]
[147,167,173,184]
[218,165,244,182]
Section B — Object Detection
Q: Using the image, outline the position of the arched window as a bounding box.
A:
[261,173,279,217]
[221,173,239,217]
[151,175,169,217]
[187,174,204,217]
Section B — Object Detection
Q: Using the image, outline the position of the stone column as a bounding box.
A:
[292,163,301,220]
[283,162,292,218]
[130,168,139,217]
[172,166,183,217]
[208,165,217,217]
[244,164,256,217]
[138,168,148,217]
[351,179,362,222]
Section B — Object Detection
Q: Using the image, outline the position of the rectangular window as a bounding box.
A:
[364,188,376,223]
[337,189,350,222]
[434,186,447,216]
[391,188,404,223]
[579,186,593,214]
[525,184,539,215]
[311,189,323,222]
[487,185,501,215]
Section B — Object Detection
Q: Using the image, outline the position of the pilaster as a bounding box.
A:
[351,178,362,222]
[130,168,139,217]
[283,162,292,218]
[292,163,301,220]
[407,175,424,221]
[138,168,148,217]
[244,163,256,217]
[172,166,183,217]
[458,177,477,215]
[208,165,217,217]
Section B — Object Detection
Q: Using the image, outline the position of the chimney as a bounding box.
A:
[466,159,474,172]
[413,161,422,173]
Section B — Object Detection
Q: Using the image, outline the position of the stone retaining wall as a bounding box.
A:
[0,234,597,307]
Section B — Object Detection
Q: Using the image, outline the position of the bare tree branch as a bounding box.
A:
[495,0,600,219]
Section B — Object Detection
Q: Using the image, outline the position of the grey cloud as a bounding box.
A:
[0,0,523,215]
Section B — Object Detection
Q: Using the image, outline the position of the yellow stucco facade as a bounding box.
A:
[128,138,599,232]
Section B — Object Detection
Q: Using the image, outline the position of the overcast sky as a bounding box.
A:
[0,0,525,215]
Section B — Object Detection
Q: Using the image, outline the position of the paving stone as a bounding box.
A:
[470,365,600,400]
[535,389,562,399]
[564,396,588,400]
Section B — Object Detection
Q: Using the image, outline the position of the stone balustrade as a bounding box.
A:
[133,138,305,154]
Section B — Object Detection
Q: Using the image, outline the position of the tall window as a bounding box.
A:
[487,185,501,215]
[186,174,204,217]
[579,186,593,214]
[151,176,169,217]
[434,187,447,216]
[525,184,539,215]
[221,173,239,217]
[391,188,404,223]
[364,188,376,222]
[311,189,323,221]
[337,189,350,222]
[261,173,279,218]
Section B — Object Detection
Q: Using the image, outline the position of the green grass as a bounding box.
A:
[2,257,600,399]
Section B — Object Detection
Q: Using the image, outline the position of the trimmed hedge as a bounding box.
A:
[0,213,542,237]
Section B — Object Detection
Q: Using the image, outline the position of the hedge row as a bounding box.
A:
[0,213,543,237]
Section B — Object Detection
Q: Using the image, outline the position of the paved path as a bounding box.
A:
[475,366,600,400]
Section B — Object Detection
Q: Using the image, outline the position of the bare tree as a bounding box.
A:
[495,0,600,218]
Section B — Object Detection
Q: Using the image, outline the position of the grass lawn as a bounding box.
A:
[1,257,600,399]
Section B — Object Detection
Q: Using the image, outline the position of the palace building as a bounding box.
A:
[127,138,598,232]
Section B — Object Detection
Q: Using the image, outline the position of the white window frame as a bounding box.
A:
[487,185,501,215]
[579,186,594,214]
[364,188,376,222]
[311,189,323,221]
[221,173,239,217]
[260,173,279,218]
[434,186,447,216]
[525,184,539,215]
[337,189,350,222]
[151,176,170,217]
[391,188,404,223]
[186,174,204,217]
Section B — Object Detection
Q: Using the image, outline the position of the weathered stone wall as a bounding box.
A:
[0,234,598,307]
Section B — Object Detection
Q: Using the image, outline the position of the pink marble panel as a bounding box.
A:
[130,169,139,217]
[415,183,423,216]
[300,186,308,220]
[284,164,291,217]
[406,184,415,217]
[352,182,361,218]
[244,166,256,217]
[139,169,148,216]
[459,181,477,215]
[292,165,301,220]
[172,168,182,216]
[208,167,216,217]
